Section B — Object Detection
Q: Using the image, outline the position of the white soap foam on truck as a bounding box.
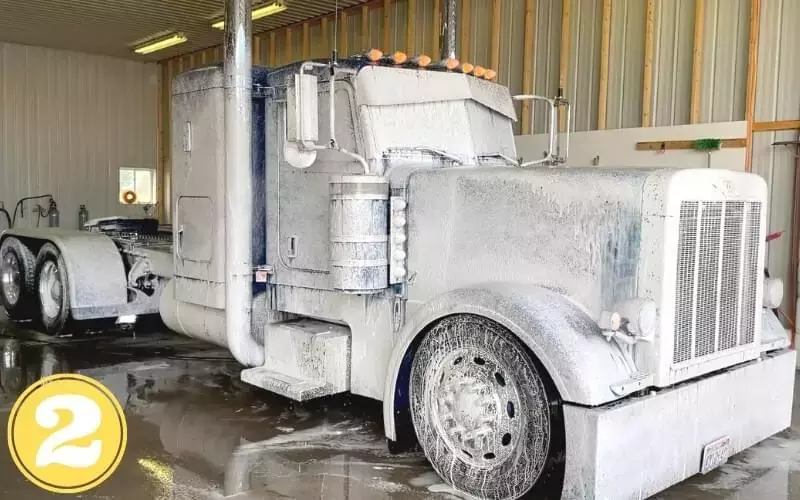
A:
[0,8,794,499]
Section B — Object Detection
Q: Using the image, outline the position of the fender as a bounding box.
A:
[1,229,127,320]
[382,283,636,441]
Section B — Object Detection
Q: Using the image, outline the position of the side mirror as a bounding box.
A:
[287,73,318,144]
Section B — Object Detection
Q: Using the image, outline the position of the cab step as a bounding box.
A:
[240,318,351,401]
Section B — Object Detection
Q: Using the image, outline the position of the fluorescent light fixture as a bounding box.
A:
[134,33,187,55]
[212,1,287,29]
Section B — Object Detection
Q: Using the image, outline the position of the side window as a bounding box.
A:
[119,167,156,205]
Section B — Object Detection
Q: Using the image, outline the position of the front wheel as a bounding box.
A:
[35,244,71,335]
[410,314,564,499]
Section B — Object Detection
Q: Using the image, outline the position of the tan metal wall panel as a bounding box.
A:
[531,0,561,134]
[467,0,493,68]
[369,7,384,51]
[652,0,694,127]
[414,0,436,56]
[0,42,157,229]
[698,0,749,123]
[568,0,602,132]
[607,0,646,130]
[387,0,409,52]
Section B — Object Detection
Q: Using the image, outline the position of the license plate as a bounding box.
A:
[700,436,732,474]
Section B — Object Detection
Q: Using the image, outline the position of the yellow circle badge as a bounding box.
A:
[7,373,127,494]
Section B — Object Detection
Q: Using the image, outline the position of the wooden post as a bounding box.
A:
[642,0,655,127]
[285,27,292,64]
[362,5,370,50]
[490,0,501,70]
[156,63,164,221]
[408,0,417,54]
[269,31,277,65]
[461,0,471,61]
[597,0,611,130]
[559,0,570,131]
[690,0,705,123]
[339,10,349,56]
[302,22,310,59]
[321,17,330,56]
[744,0,761,172]
[432,0,441,58]
[521,0,535,135]
[253,35,262,65]
[383,0,391,50]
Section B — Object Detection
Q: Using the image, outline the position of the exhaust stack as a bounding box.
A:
[224,0,262,366]
[440,0,457,60]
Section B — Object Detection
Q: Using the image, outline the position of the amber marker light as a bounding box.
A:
[460,62,474,74]
[366,49,383,62]
[473,65,486,78]
[445,57,460,70]
[484,69,497,80]
[413,54,432,67]
[391,51,408,64]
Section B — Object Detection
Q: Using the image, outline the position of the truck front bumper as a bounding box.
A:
[562,348,796,500]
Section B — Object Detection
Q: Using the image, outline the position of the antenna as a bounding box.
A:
[333,0,339,60]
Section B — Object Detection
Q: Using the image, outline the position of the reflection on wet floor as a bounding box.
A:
[0,313,798,499]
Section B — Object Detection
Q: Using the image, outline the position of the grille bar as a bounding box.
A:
[673,200,761,365]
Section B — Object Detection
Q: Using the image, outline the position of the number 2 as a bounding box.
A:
[35,394,102,468]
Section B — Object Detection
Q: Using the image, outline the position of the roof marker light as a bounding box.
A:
[484,69,497,80]
[366,49,384,62]
[460,62,474,74]
[445,57,460,70]
[412,55,432,67]
[391,51,408,64]
[473,65,486,78]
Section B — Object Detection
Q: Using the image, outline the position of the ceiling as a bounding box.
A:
[0,0,367,62]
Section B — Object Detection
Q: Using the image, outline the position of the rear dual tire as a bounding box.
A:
[34,243,71,335]
[0,237,37,320]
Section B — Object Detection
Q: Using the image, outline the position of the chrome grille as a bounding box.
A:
[673,201,762,365]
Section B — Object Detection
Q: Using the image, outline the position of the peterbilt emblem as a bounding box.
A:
[717,180,737,196]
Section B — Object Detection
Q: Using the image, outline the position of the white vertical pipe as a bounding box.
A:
[224,0,263,366]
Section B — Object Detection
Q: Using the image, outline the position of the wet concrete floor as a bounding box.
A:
[0,313,798,499]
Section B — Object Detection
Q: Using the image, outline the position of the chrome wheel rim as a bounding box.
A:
[1,252,22,306]
[429,347,524,468]
[38,260,62,320]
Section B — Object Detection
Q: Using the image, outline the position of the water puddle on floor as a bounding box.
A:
[0,316,798,499]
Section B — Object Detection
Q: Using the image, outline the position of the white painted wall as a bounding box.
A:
[515,121,748,170]
[0,41,158,230]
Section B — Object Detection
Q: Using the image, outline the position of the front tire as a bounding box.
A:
[0,237,37,320]
[35,244,71,335]
[410,314,564,499]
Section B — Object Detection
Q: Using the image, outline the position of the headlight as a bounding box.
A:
[614,299,658,336]
[763,278,784,309]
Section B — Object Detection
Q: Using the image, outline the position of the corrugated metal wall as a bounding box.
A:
[752,0,800,316]
[158,0,774,135]
[0,42,158,230]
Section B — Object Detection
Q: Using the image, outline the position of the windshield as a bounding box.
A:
[359,99,517,166]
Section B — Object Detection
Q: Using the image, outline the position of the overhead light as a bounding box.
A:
[212,1,287,29]
[133,33,187,55]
